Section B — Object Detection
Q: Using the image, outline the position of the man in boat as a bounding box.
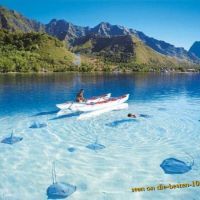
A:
[76,89,86,102]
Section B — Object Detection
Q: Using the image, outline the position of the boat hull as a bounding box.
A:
[72,94,129,112]
[56,93,111,110]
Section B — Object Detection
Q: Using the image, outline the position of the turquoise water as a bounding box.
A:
[0,73,200,199]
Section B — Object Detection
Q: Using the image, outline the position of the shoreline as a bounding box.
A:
[0,70,200,75]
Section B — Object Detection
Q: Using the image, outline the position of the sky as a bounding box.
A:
[1,0,199,50]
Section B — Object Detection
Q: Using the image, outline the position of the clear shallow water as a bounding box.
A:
[0,73,200,199]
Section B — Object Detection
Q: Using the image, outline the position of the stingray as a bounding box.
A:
[50,112,80,121]
[86,137,105,151]
[158,107,167,111]
[1,130,23,145]
[67,147,76,152]
[139,114,152,118]
[160,157,194,174]
[47,162,76,199]
[106,119,136,127]
[29,121,47,129]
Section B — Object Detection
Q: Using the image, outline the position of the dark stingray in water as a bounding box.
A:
[106,119,136,127]
[1,131,23,145]
[50,112,80,120]
[47,162,76,199]
[47,182,76,199]
[139,114,152,118]
[160,157,194,174]
[29,122,47,128]
[158,107,167,111]
[86,138,105,151]
[67,147,76,152]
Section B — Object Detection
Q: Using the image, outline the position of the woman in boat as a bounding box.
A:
[76,89,86,102]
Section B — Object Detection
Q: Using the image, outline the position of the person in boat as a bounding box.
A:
[76,89,86,102]
[127,113,137,118]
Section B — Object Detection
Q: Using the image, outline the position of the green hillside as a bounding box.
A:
[0,6,199,73]
[0,30,74,72]
[0,6,44,32]
[73,35,196,72]
[132,36,174,64]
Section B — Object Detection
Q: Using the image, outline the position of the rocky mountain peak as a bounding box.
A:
[189,41,200,59]
[90,21,130,37]
[0,6,199,63]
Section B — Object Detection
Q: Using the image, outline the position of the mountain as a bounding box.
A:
[0,6,198,63]
[90,22,130,37]
[189,41,200,59]
[73,34,185,69]
[45,21,131,44]
[73,34,134,62]
[132,30,198,61]
[0,6,45,32]
[46,20,199,63]
[0,30,74,72]
[45,19,89,43]
[0,5,199,72]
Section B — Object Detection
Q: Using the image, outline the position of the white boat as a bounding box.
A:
[78,103,128,120]
[56,93,111,110]
[71,94,129,112]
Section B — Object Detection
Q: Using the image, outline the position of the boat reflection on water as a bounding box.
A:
[77,103,128,120]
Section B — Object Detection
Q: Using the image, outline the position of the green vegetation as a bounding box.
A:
[0,5,200,73]
[73,35,200,72]
[131,36,176,65]
[0,29,199,73]
[73,40,93,53]
[0,25,199,73]
[0,6,45,32]
[0,30,74,72]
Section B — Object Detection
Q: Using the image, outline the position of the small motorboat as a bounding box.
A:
[56,93,111,110]
[71,94,129,112]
